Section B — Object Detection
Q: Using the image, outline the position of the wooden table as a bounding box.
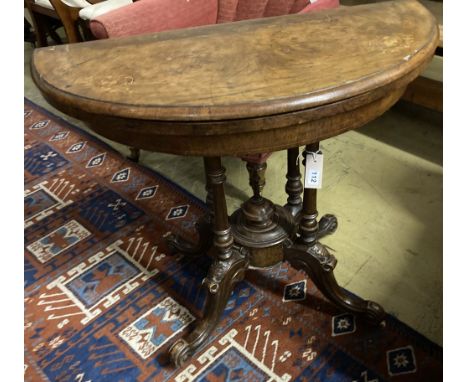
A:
[341,0,443,111]
[402,0,443,111]
[31,0,438,366]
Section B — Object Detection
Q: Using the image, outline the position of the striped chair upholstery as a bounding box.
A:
[217,0,338,23]
[90,0,339,39]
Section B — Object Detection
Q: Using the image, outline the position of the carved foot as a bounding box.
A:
[284,242,385,324]
[166,217,213,257]
[316,214,338,240]
[169,249,248,366]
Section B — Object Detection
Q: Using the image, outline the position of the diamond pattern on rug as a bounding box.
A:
[332,313,356,337]
[24,100,442,382]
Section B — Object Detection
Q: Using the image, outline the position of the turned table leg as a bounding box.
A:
[169,147,385,367]
[284,143,385,324]
[169,157,248,366]
[285,147,303,218]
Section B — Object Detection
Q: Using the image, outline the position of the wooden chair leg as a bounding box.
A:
[48,25,63,44]
[49,0,83,43]
[79,19,96,41]
[31,13,49,47]
[24,18,36,45]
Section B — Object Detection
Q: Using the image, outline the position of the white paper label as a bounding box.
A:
[305,151,323,189]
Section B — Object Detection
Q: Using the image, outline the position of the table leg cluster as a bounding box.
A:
[168,145,385,367]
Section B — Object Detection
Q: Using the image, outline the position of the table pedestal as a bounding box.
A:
[167,144,385,367]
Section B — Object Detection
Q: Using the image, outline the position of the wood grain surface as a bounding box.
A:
[31,0,438,156]
[32,0,437,120]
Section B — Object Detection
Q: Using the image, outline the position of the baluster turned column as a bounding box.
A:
[205,157,233,261]
[285,147,303,217]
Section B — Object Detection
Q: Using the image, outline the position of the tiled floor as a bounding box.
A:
[24,38,443,345]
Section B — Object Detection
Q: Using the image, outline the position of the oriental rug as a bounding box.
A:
[24,99,442,381]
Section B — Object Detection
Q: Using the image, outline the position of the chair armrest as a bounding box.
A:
[89,0,218,39]
[79,0,133,21]
[61,0,92,7]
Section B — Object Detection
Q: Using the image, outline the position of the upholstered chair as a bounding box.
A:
[25,0,62,46]
[90,0,340,38]
[25,0,134,46]
[88,0,340,164]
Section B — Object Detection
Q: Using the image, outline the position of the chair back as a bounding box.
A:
[49,0,83,42]
[217,0,311,23]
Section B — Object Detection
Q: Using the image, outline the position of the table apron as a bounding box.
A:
[82,87,405,156]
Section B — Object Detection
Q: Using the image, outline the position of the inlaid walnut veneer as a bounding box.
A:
[32,0,438,366]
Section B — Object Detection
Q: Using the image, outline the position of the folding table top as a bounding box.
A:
[32,0,438,122]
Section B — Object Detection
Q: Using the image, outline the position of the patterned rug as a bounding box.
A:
[24,99,442,382]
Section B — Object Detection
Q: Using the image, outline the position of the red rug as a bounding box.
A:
[24,99,442,381]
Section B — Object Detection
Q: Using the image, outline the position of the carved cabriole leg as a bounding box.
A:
[166,158,214,256]
[169,157,248,367]
[285,147,303,218]
[284,243,385,323]
[284,143,385,324]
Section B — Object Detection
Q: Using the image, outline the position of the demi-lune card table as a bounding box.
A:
[31,0,438,366]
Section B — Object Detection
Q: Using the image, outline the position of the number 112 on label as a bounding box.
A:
[305,152,323,189]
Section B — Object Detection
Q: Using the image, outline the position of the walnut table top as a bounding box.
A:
[32,0,437,156]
